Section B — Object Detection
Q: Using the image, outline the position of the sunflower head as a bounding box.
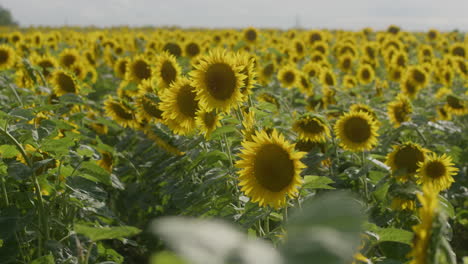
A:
[103,97,138,129]
[243,27,259,44]
[277,64,299,89]
[195,110,222,140]
[445,94,467,115]
[153,52,181,89]
[190,49,246,112]
[0,44,16,70]
[163,42,182,57]
[319,68,337,87]
[385,142,428,182]
[235,129,306,209]
[234,52,257,96]
[136,95,164,123]
[159,77,200,135]
[387,94,412,127]
[292,114,330,143]
[125,55,152,84]
[51,69,80,96]
[349,104,379,123]
[59,48,80,68]
[334,111,379,152]
[416,153,458,192]
[357,64,375,85]
[114,57,130,79]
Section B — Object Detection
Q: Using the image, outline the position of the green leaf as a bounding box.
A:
[0,145,19,158]
[9,108,34,120]
[363,222,413,245]
[78,161,112,186]
[74,224,141,242]
[30,254,54,264]
[302,175,335,190]
[282,191,365,264]
[41,136,75,155]
[150,251,187,264]
[438,195,455,218]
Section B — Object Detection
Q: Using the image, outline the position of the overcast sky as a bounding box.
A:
[3,0,468,31]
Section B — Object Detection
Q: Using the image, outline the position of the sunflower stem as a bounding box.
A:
[361,151,369,204]
[283,205,288,223]
[1,75,23,107]
[1,177,9,207]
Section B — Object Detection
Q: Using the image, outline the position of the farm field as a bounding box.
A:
[0,26,467,264]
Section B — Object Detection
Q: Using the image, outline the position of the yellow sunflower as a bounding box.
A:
[125,55,152,84]
[195,110,222,140]
[153,52,181,90]
[114,57,130,79]
[135,95,164,123]
[190,49,245,112]
[243,27,259,44]
[349,103,379,123]
[30,53,58,80]
[184,40,201,58]
[292,115,330,142]
[162,42,182,57]
[159,77,200,135]
[408,183,439,264]
[103,97,138,129]
[416,153,458,192]
[259,62,275,85]
[407,66,429,88]
[391,198,416,211]
[385,142,428,182]
[387,94,412,127]
[436,106,451,121]
[50,69,80,96]
[277,64,299,89]
[235,52,257,97]
[357,64,375,85]
[0,44,16,70]
[445,94,467,115]
[59,48,80,68]
[298,73,314,95]
[319,68,337,87]
[334,111,379,152]
[400,76,420,99]
[235,129,306,209]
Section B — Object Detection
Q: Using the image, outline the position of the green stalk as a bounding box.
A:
[1,177,9,206]
[0,127,49,255]
[361,151,369,204]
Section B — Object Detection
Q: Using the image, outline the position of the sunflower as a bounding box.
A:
[343,75,358,89]
[196,110,222,139]
[292,115,330,142]
[162,42,182,57]
[391,51,408,68]
[387,94,412,127]
[277,64,299,89]
[191,49,245,112]
[416,153,458,192]
[243,27,259,44]
[153,52,181,90]
[16,144,59,175]
[97,151,113,173]
[235,129,306,209]
[298,73,313,95]
[30,53,58,80]
[436,106,451,121]
[338,54,354,73]
[0,44,16,70]
[184,40,201,58]
[385,142,428,182]
[235,52,257,96]
[445,94,467,115]
[104,97,138,129]
[159,77,200,135]
[450,43,466,59]
[125,55,152,84]
[400,75,420,99]
[241,109,256,142]
[259,62,275,85]
[408,183,439,264]
[357,64,375,85]
[334,111,379,152]
[135,95,164,123]
[407,66,429,88]
[319,68,337,87]
[302,62,321,79]
[114,57,130,79]
[59,48,80,68]
[50,69,80,96]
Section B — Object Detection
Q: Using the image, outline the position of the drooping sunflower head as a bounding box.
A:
[125,55,152,84]
[190,49,246,112]
[135,95,164,123]
[235,129,306,209]
[292,115,330,143]
[103,97,138,129]
[416,153,459,192]
[0,44,16,70]
[445,94,467,115]
[277,64,299,89]
[195,109,222,140]
[387,94,413,127]
[59,48,80,68]
[385,142,428,182]
[160,77,200,135]
[334,111,379,152]
[51,69,80,96]
[357,64,375,85]
[153,52,181,90]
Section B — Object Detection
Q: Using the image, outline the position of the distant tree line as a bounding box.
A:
[0,5,18,26]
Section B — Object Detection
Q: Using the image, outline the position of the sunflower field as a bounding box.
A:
[0,25,467,264]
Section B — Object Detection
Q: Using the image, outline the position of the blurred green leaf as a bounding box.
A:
[301,175,335,190]
[363,222,413,245]
[0,145,19,158]
[74,224,141,242]
[30,255,54,264]
[150,251,187,264]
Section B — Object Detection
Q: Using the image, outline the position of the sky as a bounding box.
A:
[3,0,468,31]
